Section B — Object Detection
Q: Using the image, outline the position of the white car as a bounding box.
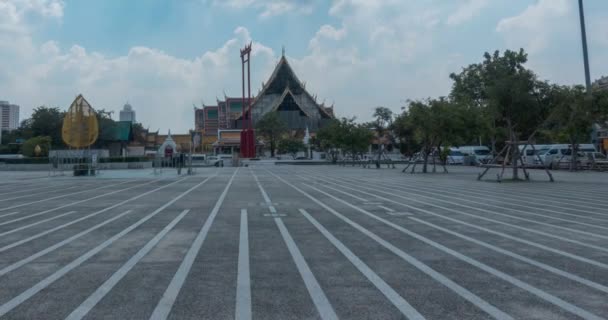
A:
[458,146,492,164]
[446,149,464,165]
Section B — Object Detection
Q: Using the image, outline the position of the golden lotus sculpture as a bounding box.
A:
[62,94,99,148]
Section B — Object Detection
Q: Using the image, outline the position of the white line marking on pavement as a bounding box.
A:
[150,169,239,320]
[0,177,213,317]
[0,185,81,202]
[0,179,180,253]
[313,180,608,270]
[0,180,133,212]
[334,175,608,239]
[250,169,338,320]
[0,211,77,237]
[0,210,133,277]
[0,182,78,197]
[301,181,604,320]
[353,175,608,223]
[271,170,511,320]
[65,209,191,320]
[408,217,608,294]
[312,175,608,254]
[299,209,426,320]
[387,212,413,216]
[0,180,154,223]
[275,217,339,320]
[236,209,251,320]
[378,205,395,212]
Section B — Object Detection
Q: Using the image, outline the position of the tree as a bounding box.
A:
[26,107,64,147]
[396,98,465,173]
[22,136,52,157]
[278,138,305,159]
[256,112,288,157]
[94,109,118,148]
[546,85,608,170]
[372,106,393,134]
[450,49,544,179]
[316,119,341,163]
[315,117,373,163]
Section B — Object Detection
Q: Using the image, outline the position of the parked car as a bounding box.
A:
[446,149,464,165]
[458,146,493,164]
[539,144,596,168]
[519,144,550,166]
[207,156,224,167]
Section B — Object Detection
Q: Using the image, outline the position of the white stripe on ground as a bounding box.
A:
[315,178,608,270]
[0,210,134,277]
[235,209,251,320]
[310,174,608,254]
[378,205,395,212]
[65,209,191,320]
[0,180,152,223]
[299,209,427,320]
[0,176,213,317]
[149,169,239,320]
[251,169,338,320]
[0,211,77,237]
[301,181,604,320]
[334,175,608,236]
[271,170,510,320]
[0,185,81,202]
[347,175,608,223]
[408,217,608,294]
[0,179,176,253]
[0,182,74,197]
[275,217,339,320]
[0,180,133,212]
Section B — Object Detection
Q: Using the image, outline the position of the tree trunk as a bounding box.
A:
[569,136,578,172]
[508,121,519,180]
[422,146,429,173]
[270,140,275,157]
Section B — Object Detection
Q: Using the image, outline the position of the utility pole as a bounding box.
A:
[578,0,592,94]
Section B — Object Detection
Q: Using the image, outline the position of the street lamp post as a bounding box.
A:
[578,0,592,94]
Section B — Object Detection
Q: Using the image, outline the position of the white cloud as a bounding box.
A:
[1,21,276,132]
[446,0,489,26]
[496,0,570,54]
[212,0,314,19]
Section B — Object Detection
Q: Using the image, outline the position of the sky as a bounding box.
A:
[1,0,608,133]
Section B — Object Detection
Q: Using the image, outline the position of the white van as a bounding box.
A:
[539,144,597,168]
[519,144,551,166]
[457,146,492,164]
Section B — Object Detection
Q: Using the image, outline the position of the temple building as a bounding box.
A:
[194,52,336,154]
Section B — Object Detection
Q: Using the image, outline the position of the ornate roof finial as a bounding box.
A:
[282,45,285,57]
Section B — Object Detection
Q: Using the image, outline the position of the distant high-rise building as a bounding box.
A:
[0,101,20,130]
[593,76,608,91]
[119,103,136,123]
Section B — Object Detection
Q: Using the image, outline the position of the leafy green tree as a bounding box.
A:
[339,118,374,161]
[450,49,545,179]
[26,107,64,147]
[316,119,341,163]
[278,137,305,159]
[22,136,52,157]
[396,98,465,173]
[256,112,288,157]
[546,85,608,170]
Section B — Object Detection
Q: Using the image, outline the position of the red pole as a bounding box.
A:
[247,49,252,131]
[241,54,246,130]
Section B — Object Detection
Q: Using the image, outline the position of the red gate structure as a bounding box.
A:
[240,43,256,158]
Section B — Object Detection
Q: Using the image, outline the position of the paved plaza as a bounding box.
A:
[0,165,606,319]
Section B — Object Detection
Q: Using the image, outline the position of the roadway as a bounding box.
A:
[0,165,606,319]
